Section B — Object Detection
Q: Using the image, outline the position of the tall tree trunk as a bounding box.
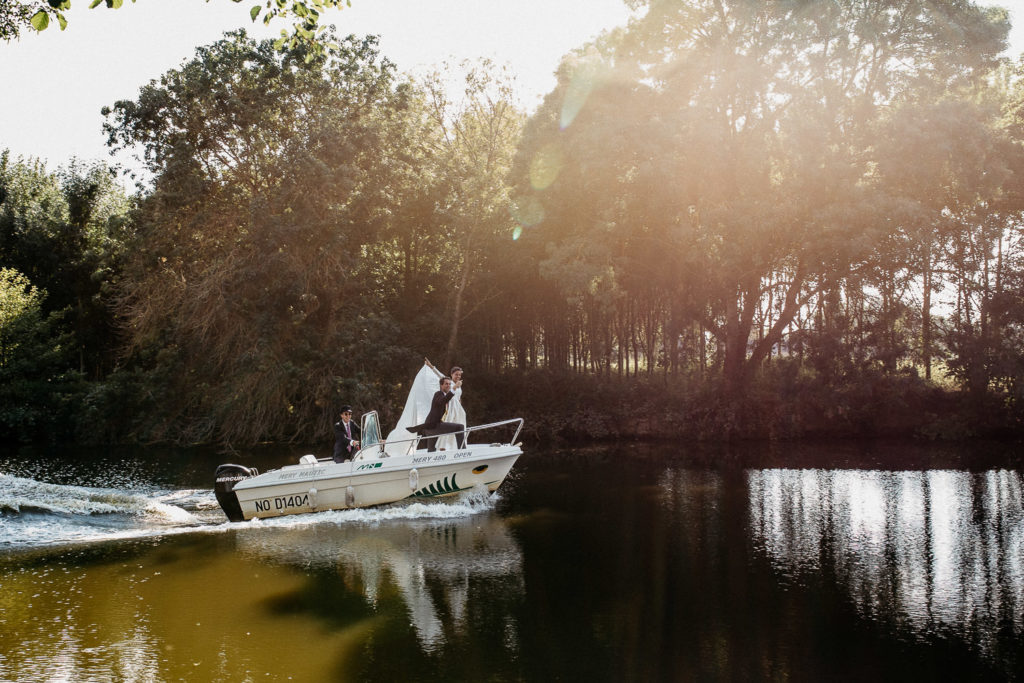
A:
[444,255,472,370]
[922,239,932,380]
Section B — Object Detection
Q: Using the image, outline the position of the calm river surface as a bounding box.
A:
[1,440,1022,681]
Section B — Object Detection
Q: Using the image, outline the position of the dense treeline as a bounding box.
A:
[0,153,130,440]
[3,1,1024,447]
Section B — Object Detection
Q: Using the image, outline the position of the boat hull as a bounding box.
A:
[224,445,521,521]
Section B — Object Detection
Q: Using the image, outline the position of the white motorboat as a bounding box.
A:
[214,410,523,522]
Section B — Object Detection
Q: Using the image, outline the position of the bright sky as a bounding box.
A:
[0,0,634,172]
[0,0,1022,174]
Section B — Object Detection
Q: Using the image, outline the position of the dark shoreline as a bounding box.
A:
[4,369,1024,451]
[470,371,1024,446]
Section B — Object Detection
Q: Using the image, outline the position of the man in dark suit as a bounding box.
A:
[415,377,465,452]
[333,405,361,462]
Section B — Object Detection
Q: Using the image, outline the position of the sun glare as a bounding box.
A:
[529,143,566,190]
[560,51,609,129]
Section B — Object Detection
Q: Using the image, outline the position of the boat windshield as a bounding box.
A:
[360,411,382,453]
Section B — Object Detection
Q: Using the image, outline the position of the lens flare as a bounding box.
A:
[512,226,523,241]
[529,143,565,190]
[509,195,545,229]
[560,51,607,130]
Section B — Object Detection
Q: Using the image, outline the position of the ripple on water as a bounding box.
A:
[0,470,497,553]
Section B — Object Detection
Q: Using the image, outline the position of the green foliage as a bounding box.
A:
[9,4,1024,445]
[415,60,525,366]
[0,2,35,39]
[103,31,453,445]
[0,152,132,380]
[0,153,130,443]
[0,267,44,366]
[3,0,352,55]
[494,1,1024,419]
[0,268,81,442]
[470,361,964,444]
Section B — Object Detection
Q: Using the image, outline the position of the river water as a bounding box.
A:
[0,440,1022,681]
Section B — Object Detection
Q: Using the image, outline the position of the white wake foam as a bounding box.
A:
[0,473,159,515]
[0,472,496,552]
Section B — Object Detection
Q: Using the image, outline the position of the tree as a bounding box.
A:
[872,93,1020,381]
[0,268,45,371]
[3,0,354,56]
[0,0,38,38]
[419,61,525,368]
[513,0,1011,393]
[0,152,131,379]
[0,267,79,442]
[105,30,433,445]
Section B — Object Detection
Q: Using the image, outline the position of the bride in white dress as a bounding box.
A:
[436,365,465,451]
[384,360,468,455]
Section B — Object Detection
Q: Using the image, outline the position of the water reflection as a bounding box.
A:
[4,443,1023,681]
[234,511,524,651]
[0,539,338,682]
[0,503,524,682]
[748,469,1024,649]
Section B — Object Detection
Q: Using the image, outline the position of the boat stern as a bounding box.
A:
[214,463,259,522]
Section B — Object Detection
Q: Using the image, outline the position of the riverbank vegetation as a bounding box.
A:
[4,1,1024,447]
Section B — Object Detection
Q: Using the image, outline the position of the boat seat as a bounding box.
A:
[299,454,319,465]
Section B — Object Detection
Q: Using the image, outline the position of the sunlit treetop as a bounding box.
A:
[2,0,351,57]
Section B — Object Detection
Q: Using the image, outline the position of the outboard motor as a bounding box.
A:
[214,464,257,522]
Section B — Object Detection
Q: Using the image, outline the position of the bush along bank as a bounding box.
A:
[470,367,1023,445]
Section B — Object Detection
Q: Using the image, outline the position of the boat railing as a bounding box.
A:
[466,417,524,446]
[353,417,523,460]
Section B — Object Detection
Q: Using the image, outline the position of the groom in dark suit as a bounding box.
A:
[333,405,361,462]
[414,377,465,452]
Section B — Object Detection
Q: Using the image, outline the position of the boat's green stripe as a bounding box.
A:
[411,473,465,498]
